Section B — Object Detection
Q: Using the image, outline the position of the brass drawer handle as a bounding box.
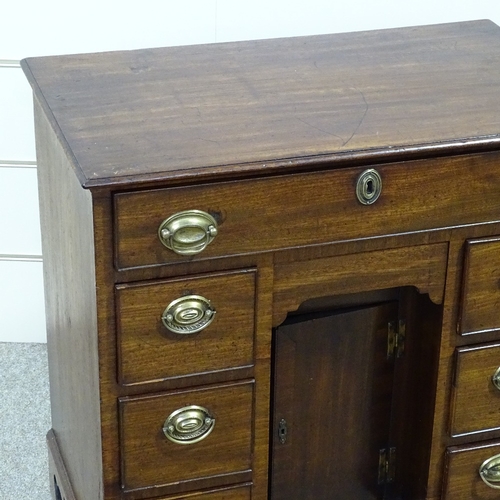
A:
[158,210,218,256]
[161,295,216,335]
[163,405,215,445]
[480,454,500,489]
[356,169,382,205]
[492,367,500,391]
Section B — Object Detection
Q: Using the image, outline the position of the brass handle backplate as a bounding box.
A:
[356,169,382,205]
[163,405,215,445]
[480,453,500,489]
[161,295,216,335]
[492,367,500,391]
[158,210,218,256]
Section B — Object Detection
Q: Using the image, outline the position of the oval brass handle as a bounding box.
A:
[158,210,218,256]
[161,295,216,335]
[492,367,500,391]
[163,405,215,445]
[356,169,382,205]
[480,454,500,489]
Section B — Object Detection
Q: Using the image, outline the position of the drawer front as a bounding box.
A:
[114,153,500,270]
[116,270,256,386]
[443,441,500,499]
[155,485,251,499]
[459,237,500,337]
[451,343,500,436]
[119,381,254,495]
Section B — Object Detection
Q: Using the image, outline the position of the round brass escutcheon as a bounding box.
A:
[161,295,216,335]
[163,405,215,445]
[492,367,500,391]
[480,453,500,489]
[356,169,382,205]
[158,210,218,256]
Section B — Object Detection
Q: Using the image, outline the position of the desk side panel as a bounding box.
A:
[34,96,103,499]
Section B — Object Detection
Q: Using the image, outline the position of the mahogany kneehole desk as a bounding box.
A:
[22,19,500,500]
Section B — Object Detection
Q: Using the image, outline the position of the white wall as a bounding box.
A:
[2,0,500,343]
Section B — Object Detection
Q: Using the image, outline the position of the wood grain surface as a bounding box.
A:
[443,440,500,499]
[119,381,254,496]
[114,152,500,270]
[273,242,448,326]
[451,343,500,437]
[153,484,252,499]
[116,269,256,385]
[271,302,399,499]
[35,98,104,500]
[26,19,500,500]
[459,238,500,336]
[21,20,500,188]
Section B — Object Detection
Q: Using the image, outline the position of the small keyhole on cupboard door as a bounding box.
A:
[366,179,374,195]
[278,419,287,444]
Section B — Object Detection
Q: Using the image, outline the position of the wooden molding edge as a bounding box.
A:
[47,429,77,500]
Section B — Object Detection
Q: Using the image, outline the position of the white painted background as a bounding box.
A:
[2,1,500,343]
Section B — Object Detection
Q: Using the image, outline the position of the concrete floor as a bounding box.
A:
[0,342,51,499]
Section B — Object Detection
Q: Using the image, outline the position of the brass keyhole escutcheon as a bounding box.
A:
[278,419,287,444]
[356,169,382,205]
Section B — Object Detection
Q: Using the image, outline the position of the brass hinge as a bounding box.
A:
[378,447,396,485]
[387,320,405,360]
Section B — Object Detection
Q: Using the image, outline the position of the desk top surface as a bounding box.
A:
[22,20,500,188]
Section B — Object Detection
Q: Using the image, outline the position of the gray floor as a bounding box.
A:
[0,342,51,499]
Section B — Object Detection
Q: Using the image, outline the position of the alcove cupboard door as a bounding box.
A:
[270,302,400,500]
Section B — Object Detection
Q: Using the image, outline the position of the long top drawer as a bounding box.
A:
[114,153,500,270]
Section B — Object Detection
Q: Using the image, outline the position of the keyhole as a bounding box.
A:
[356,169,382,205]
[278,418,287,444]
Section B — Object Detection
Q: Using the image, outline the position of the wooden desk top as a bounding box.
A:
[21,20,500,188]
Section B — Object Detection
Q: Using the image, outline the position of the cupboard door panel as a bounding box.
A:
[270,302,399,500]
